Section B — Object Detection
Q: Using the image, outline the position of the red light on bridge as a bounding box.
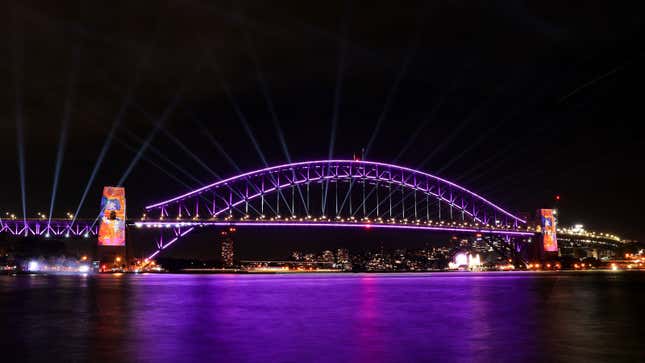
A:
[555,195,561,201]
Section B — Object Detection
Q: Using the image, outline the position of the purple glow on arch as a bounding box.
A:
[135,221,535,236]
[144,160,527,224]
[210,178,486,224]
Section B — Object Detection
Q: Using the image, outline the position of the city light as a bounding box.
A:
[28,261,39,272]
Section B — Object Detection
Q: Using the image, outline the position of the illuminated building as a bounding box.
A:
[291,251,303,261]
[221,236,234,267]
[322,250,335,263]
[336,249,349,264]
[448,253,482,270]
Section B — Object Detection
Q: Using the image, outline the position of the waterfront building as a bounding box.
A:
[221,237,234,268]
[336,249,349,264]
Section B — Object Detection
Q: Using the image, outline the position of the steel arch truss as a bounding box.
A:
[145,160,526,227]
[147,225,196,260]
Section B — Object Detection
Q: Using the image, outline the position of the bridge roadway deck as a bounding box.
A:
[133,219,535,237]
[1,218,623,248]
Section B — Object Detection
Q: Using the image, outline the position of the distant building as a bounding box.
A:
[336,249,349,264]
[221,237,234,267]
[322,250,335,263]
[291,251,303,261]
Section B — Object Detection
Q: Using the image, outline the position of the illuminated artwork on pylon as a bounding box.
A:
[540,209,557,252]
[98,186,126,246]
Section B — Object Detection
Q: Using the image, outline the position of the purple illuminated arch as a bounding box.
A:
[145,160,526,225]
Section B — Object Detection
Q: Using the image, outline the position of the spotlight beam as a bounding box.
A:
[115,54,207,188]
[88,127,197,231]
[48,47,79,227]
[416,79,512,170]
[240,25,309,215]
[116,135,193,191]
[71,87,136,228]
[433,118,506,176]
[205,51,291,213]
[11,5,27,226]
[129,103,222,180]
[364,44,417,159]
[120,126,206,187]
[364,11,423,159]
[192,115,241,172]
[71,38,157,227]
[89,91,184,230]
[392,71,465,163]
[454,84,552,184]
[195,2,401,75]
[117,91,183,187]
[120,103,264,218]
[127,104,265,217]
[84,115,228,221]
[328,0,352,160]
[207,53,270,167]
[95,79,208,187]
[325,2,352,213]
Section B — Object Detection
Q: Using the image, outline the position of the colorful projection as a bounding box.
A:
[540,209,558,252]
[98,186,126,246]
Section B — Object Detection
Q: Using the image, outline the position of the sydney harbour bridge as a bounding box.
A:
[0,159,623,261]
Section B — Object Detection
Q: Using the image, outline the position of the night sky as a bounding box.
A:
[1,1,644,256]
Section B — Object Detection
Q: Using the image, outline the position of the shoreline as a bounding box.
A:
[4,269,644,276]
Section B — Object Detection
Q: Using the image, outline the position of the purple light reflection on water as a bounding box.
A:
[1,272,645,363]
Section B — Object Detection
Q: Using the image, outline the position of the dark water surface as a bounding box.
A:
[1,272,644,363]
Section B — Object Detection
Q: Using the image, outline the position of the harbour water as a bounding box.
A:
[1,271,644,362]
